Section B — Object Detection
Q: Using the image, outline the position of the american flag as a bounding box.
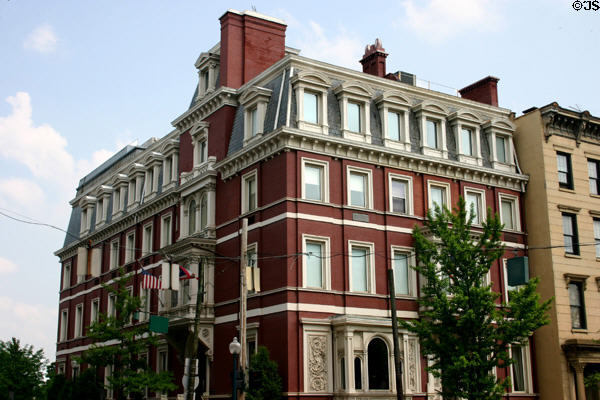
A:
[141,269,161,290]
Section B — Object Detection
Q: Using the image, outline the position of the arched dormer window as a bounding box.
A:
[200,194,208,230]
[367,337,389,390]
[188,200,197,236]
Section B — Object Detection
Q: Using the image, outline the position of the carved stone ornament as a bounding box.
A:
[408,338,417,391]
[308,335,328,391]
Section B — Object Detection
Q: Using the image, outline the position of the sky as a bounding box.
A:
[0,0,598,363]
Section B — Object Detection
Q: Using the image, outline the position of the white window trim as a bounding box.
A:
[498,193,521,232]
[109,239,119,270]
[291,70,330,135]
[62,262,71,290]
[302,234,331,290]
[240,86,272,143]
[90,297,100,326]
[463,186,487,226]
[348,240,376,294]
[160,213,173,248]
[391,245,417,297]
[427,180,451,212]
[388,173,413,215]
[413,102,449,159]
[75,303,84,338]
[301,158,330,203]
[156,345,169,373]
[509,340,533,393]
[125,231,135,264]
[334,81,373,143]
[139,286,150,322]
[347,166,374,210]
[375,91,411,151]
[108,293,116,319]
[142,223,153,257]
[241,169,258,214]
[60,309,68,342]
[191,121,209,168]
[448,111,483,166]
[484,119,516,172]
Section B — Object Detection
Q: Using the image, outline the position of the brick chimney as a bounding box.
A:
[459,76,500,107]
[219,10,287,89]
[360,39,388,78]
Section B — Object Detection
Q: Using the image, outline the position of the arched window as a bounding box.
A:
[200,194,208,229]
[354,357,362,390]
[368,338,389,390]
[188,200,197,236]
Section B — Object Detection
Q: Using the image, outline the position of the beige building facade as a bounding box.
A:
[514,103,600,400]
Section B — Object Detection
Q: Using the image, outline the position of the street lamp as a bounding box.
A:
[229,337,242,400]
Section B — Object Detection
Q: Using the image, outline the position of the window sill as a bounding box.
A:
[571,328,588,334]
[564,253,582,259]
[559,187,576,194]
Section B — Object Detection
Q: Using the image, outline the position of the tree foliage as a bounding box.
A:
[43,366,103,400]
[401,197,551,400]
[246,346,283,400]
[80,268,176,400]
[0,337,47,400]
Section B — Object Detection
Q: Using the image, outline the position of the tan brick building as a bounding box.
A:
[514,103,600,400]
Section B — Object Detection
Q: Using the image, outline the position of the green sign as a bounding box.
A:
[149,315,169,333]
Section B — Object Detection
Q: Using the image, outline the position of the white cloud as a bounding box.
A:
[401,0,503,43]
[23,24,58,54]
[0,296,57,361]
[0,178,46,211]
[275,9,363,70]
[0,257,18,275]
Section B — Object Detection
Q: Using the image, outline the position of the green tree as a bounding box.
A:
[80,269,176,400]
[246,346,282,400]
[401,197,551,400]
[0,337,47,400]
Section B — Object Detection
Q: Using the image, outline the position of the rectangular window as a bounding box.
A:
[461,128,473,156]
[562,213,579,255]
[510,343,530,392]
[62,263,71,290]
[199,140,207,164]
[142,224,152,256]
[108,294,116,319]
[500,196,518,231]
[465,190,484,225]
[569,281,586,329]
[350,244,372,293]
[139,288,150,322]
[429,183,448,210]
[557,152,573,189]
[305,241,324,288]
[589,159,600,195]
[391,178,408,214]
[595,218,600,258]
[387,111,401,141]
[161,215,172,247]
[393,251,410,295]
[242,172,257,213]
[349,170,370,208]
[110,240,119,270]
[90,298,99,326]
[75,304,83,338]
[246,246,259,293]
[304,92,318,124]
[347,102,361,133]
[125,233,135,263]
[427,119,438,149]
[496,136,507,163]
[157,348,168,373]
[60,310,68,341]
[250,107,259,137]
[304,163,324,201]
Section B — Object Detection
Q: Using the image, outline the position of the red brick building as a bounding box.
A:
[54,9,535,399]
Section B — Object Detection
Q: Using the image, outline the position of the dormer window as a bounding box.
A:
[161,139,179,191]
[143,152,163,201]
[194,51,219,101]
[127,163,145,211]
[291,70,330,135]
[94,186,112,228]
[112,173,130,218]
[191,121,210,170]
[413,102,449,159]
[334,81,373,142]
[484,119,516,172]
[240,86,272,143]
[449,110,483,166]
[78,196,97,236]
[375,91,411,151]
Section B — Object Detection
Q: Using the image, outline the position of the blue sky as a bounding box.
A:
[0,0,598,362]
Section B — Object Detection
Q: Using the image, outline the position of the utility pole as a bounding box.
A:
[387,268,404,400]
[184,259,204,400]
[239,218,248,400]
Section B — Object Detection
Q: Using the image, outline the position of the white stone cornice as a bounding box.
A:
[172,87,238,132]
[214,127,528,191]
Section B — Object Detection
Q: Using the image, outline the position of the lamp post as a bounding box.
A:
[229,337,242,400]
